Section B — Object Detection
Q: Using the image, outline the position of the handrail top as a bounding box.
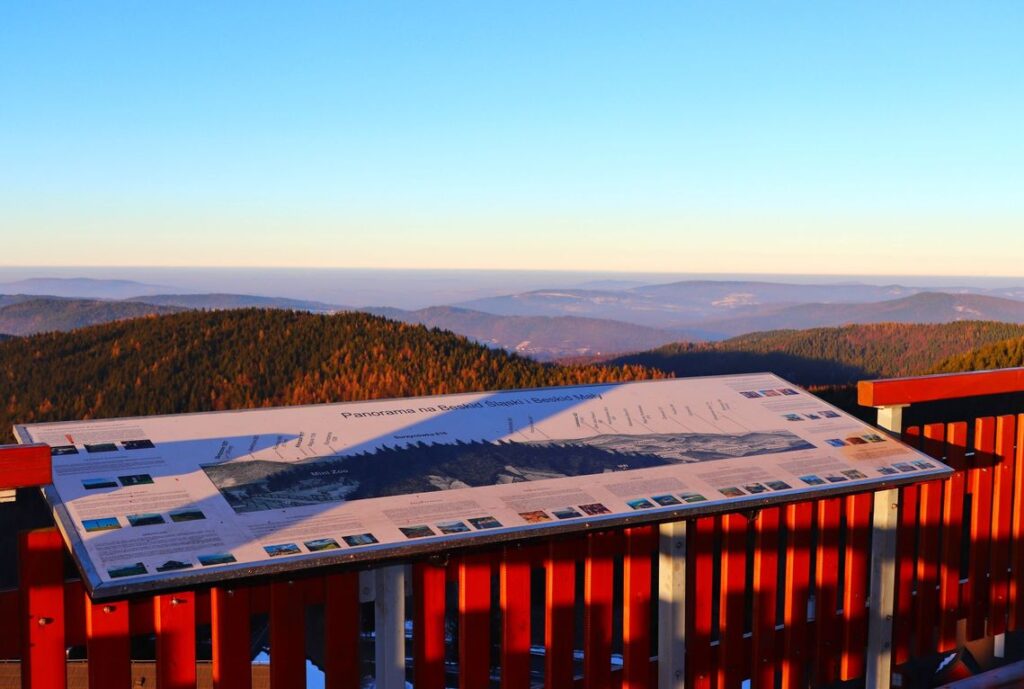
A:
[858,367,1024,407]
[0,443,51,491]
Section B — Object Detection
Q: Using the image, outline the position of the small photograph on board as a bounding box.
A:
[399,526,435,539]
[304,538,342,551]
[108,562,147,578]
[343,533,379,547]
[468,516,503,530]
[519,510,552,523]
[169,509,206,522]
[122,439,156,450]
[198,553,237,566]
[438,521,471,534]
[127,513,165,527]
[552,507,583,520]
[579,503,611,515]
[156,560,193,572]
[118,474,154,487]
[265,543,301,557]
[82,477,118,490]
[83,517,121,532]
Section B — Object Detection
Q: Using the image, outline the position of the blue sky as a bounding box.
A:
[2,2,1021,274]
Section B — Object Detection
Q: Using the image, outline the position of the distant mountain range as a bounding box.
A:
[0,277,179,299]
[457,280,1024,335]
[364,306,691,360]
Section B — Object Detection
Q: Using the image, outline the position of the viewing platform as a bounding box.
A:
[4,368,1024,688]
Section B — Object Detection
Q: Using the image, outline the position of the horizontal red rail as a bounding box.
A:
[858,367,1024,407]
[0,443,51,491]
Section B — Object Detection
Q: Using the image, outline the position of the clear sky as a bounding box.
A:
[2,2,1021,275]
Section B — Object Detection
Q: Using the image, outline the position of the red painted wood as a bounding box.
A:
[155,591,197,689]
[752,506,780,689]
[0,587,19,658]
[813,497,842,684]
[414,563,447,689]
[63,581,86,651]
[893,426,922,667]
[211,586,251,689]
[967,417,996,640]
[781,502,812,689]
[717,513,748,689]
[913,423,946,656]
[270,581,306,689]
[840,492,871,681]
[0,444,51,490]
[324,572,360,689]
[500,546,532,689]
[686,517,716,689]
[858,367,1024,407]
[989,415,1016,635]
[622,526,654,689]
[460,553,493,689]
[19,528,66,689]
[545,541,576,689]
[584,531,615,689]
[1011,415,1024,631]
[939,422,968,651]
[87,597,131,689]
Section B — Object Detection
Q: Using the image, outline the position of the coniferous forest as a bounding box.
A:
[0,309,664,443]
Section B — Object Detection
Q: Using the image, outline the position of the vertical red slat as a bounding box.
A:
[584,531,615,689]
[460,553,493,689]
[501,546,532,689]
[813,497,841,685]
[325,572,361,689]
[913,423,946,656]
[687,517,717,689]
[414,563,447,689]
[780,502,812,689]
[752,506,780,689]
[717,513,748,689]
[87,597,131,689]
[0,590,20,658]
[155,591,197,689]
[19,528,66,689]
[63,580,87,649]
[989,415,1016,635]
[967,417,996,640]
[270,581,306,689]
[1010,415,1024,631]
[622,526,654,689]
[545,541,576,689]
[893,426,922,666]
[939,422,968,650]
[840,492,871,681]
[211,586,251,689]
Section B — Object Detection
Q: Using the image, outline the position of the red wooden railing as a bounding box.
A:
[4,368,1024,688]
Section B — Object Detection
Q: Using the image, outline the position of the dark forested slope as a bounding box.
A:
[931,336,1024,373]
[0,297,183,335]
[611,322,1024,386]
[0,309,664,443]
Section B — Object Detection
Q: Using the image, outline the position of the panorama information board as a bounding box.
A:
[16,374,949,598]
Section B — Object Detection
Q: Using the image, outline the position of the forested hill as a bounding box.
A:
[931,336,1024,373]
[610,322,1024,386]
[0,309,665,444]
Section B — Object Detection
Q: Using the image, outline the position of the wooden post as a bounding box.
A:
[658,520,687,689]
[375,565,407,689]
[876,405,908,435]
[867,488,900,689]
